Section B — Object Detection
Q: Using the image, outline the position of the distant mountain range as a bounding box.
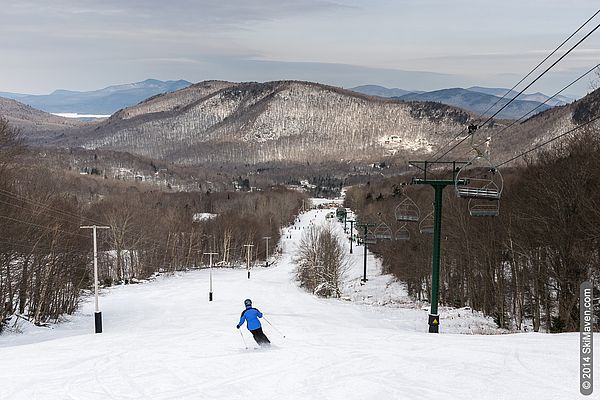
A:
[349,85,417,98]
[350,85,574,120]
[0,79,192,115]
[467,86,573,106]
[1,79,597,171]
[0,79,575,121]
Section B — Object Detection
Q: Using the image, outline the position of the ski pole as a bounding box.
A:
[238,328,248,349]
[263,317,286,338]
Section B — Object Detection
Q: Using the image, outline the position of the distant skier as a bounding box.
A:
[236,299,271,347]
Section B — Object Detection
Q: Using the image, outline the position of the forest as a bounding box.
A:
[345,127,600,332]
[0,119,306,332]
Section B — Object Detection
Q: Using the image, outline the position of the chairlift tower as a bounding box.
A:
[347,220,356,254]
[408,160,468,333]
[357,222,376,283]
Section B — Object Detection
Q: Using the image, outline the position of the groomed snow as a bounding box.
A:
[0,203,596,400]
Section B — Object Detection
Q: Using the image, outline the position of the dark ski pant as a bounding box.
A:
[250,327,271,346]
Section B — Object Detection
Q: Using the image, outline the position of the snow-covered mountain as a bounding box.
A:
[56,80,471,165]
[0,79,192,114]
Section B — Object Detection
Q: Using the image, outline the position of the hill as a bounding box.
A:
[0,96,83,140]
[489,87,600,156]
[53,80,472,165]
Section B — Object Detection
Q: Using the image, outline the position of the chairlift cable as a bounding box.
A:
[428,11,600,163]
[476,9,600,120]
[494,114,600,168]
[479,21,600,129]
[465,62,600,154]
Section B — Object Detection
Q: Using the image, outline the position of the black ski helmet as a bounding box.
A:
[244,298,252,307]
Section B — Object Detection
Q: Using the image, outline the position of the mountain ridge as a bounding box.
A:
[52,80,471,165]
[395,88,554,119]
[350,84,575,119]
[4,79,597,172]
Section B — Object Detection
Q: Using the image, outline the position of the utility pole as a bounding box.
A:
[347,220,355,254]
[263,236,271,267]
[204,252,218,301]
[80,225,110,334]
[244,244,254,279]
[357,222,375,283]
[408,160,468,333]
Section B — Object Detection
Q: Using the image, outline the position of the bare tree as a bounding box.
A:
[295,223,348,297]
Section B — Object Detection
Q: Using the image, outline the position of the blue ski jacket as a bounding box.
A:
[238,306,263,331]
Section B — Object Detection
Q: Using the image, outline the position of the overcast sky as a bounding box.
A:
[1,0,599,97]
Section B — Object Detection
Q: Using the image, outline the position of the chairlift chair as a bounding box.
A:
[468,198,500,217]
[395,225,410,241]
[373,223,393,240]
[419,209,434,234]
[395,197,420,222]
[367,228,375,239]
[364,227,378,244]
[455,133,503,201]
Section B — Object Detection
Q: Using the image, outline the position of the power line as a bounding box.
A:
[0,192,243,259]
[0,214,90,239]
[0,197,87,228]
[495,115,600,168]
[0,188,107,226]
[0,237,86,255]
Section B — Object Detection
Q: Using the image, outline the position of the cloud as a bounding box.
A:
[4,0,349,30]
[0,0,598,98]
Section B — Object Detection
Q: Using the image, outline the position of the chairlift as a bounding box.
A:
[373,223,393,240]
[395,225,410,241]
[366,227,376,242]
[395,195,420,223]
[419,209,434,234]
[357,227,376,244]
[455,130,503,201]
[468,198,499,217]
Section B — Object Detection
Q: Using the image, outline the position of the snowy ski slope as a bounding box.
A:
[0,202,596,400]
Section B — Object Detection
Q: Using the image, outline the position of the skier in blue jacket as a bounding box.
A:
[236,299,271,347]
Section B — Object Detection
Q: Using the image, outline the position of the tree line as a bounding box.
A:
[0,119,306,333]
[345,128,600,332]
